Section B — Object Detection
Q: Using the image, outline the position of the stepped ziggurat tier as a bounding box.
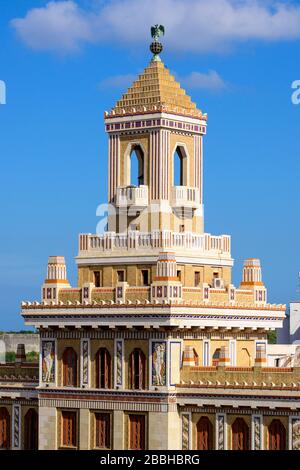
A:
[106,60,205,119]
[1,25,299,452]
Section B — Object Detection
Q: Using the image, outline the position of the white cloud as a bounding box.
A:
[179,71,227,91]
[11,0,300,54]
[99,73,137,89]
[11,1,95,53]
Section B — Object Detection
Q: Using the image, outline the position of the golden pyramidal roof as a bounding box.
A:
[107,60,205,119]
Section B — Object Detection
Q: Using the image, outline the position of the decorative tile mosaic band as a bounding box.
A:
[13,405,20,449]
[182,413,190,450]
[82,340,89,385]
[152,341,166,386]
[253,415,262,450]
[116,340,123,387]
[292,418,300,450]
[41,340,55,383]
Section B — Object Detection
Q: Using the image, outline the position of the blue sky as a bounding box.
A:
[0,0,300,330]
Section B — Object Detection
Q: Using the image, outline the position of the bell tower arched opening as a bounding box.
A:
[173,146,187,187]
[130,145,144,186]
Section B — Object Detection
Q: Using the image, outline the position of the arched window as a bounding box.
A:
[268,419,286,450]
[130,145,144,186]
[129,348,146,390]
[0,407,10,449]
[232,418,249,450]
[24,409,38,450]
[173,146,186,186]
[197,417,213,450]
[62,347,78,387]
[96,348,112,389]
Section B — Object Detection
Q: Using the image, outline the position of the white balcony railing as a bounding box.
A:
[116,185,148,208]
[171,186,200,209]
[79,231,231,257]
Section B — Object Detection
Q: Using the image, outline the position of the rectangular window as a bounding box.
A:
[203,340,210,366]
[117,270,125,282]
[194,271,200,286]
[177,270,181,281]
[94,271,101,288]
[61,411,77,448]
[95,413,111,449]
[179,224,185,233]
[129,414,146,450]
[141,270,149,286]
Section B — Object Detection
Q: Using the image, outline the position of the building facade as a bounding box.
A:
[1,30,300,451]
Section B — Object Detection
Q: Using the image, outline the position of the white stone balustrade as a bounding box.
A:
[171,186,200,209]
[115,185,148,208]
[78,230,231,257]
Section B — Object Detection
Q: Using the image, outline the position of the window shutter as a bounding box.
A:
[197,417,213,450]
[95,413,110,449]
[62,411,76,448]
[130,351,134,389]
[0,408,10,449]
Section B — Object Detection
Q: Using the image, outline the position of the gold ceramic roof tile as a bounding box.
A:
[109,60,203,118]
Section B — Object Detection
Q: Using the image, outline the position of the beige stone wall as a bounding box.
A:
[39,406,57,450]
[79,409,90,450]
[103,266,113,287]
[126,289,151,302]
[113,410,124,450]
[59,290,81,303]
[236,291,254,304]
[182,338,256,367]
[148,412,168,450]
[182,288,202,302]
[181,365,300,385]
[60,261,278,309]
[92,290,115,302]
[78,267,90,288]
[237,340,254,366]
[148,410,181,450]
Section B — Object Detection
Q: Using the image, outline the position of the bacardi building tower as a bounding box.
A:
[18,27,300,451]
